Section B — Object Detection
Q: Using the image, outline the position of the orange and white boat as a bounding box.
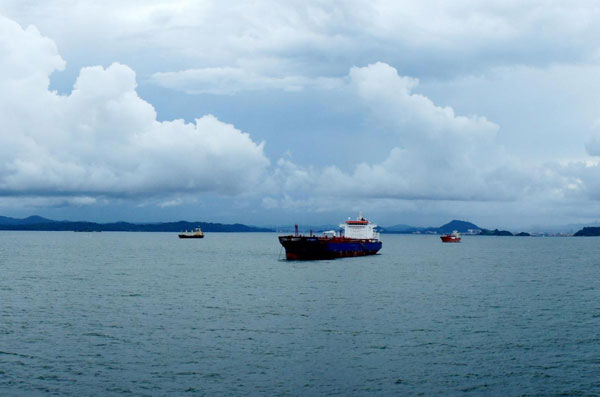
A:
[440,230,461,243]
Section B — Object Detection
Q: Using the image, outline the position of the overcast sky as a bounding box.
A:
[1,1,600,229]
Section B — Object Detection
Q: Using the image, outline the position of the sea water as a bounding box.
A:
[1,232,599,395]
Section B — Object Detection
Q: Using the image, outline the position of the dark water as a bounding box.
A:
[1,232,599,395]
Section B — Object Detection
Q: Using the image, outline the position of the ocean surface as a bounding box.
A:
[1,232,599,396]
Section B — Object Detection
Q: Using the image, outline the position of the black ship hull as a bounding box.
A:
[278,235,382,260]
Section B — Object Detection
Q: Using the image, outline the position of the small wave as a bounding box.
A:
[0,351,31,359]
[460,383,489,392]
[81,332,119,340]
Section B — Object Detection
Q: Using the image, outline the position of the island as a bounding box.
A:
[515,232,531,237]
[573,227,600,236]
[478,228,514,236]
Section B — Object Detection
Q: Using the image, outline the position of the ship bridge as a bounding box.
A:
[340,214,379,240]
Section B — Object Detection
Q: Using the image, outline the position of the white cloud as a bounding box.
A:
[1,5,600,227]
[152,67,343,94]
[141,1,600,94]
[265,63,575,208]
[4,1,600,88]
[0,16,65,79]
[0,16,269,199]
[349,62,499,143]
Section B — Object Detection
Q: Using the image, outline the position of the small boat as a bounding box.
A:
[178,227,204,239]
[440,230,461,243]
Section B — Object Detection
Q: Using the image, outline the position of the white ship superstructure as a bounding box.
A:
[340,213,379,240]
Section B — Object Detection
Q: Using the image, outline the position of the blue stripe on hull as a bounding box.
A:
[329,241,381,256]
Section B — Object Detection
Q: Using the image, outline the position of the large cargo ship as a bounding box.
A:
[278,214,382,260]
[178,227,204,239]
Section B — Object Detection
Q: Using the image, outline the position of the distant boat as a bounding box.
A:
[278,213,382,260]
[440,230,461,243]
[178,227,204,239]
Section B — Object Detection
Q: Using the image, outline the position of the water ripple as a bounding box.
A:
[0,232,599,395]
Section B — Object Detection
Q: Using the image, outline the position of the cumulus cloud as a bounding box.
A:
[264,62,573,209]
[569,121,600,200]
[0,16,269,199]
[349,63,499,136]
[0,10,598,225]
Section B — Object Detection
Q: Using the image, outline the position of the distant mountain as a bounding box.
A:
[573,227,600,236]
[381,219,481,234]
[526,222,600,234]
[0,215,56,225]
[479,229,514,236]
[0,216,273,232]
[437,220,480,234]
[381,224,421,233]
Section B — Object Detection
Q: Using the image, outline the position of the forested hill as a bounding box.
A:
[0,216,273,232]
[574,227,600,236]
[382,219,481,234]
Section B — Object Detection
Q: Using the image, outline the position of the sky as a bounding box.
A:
[1,0,600,229]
